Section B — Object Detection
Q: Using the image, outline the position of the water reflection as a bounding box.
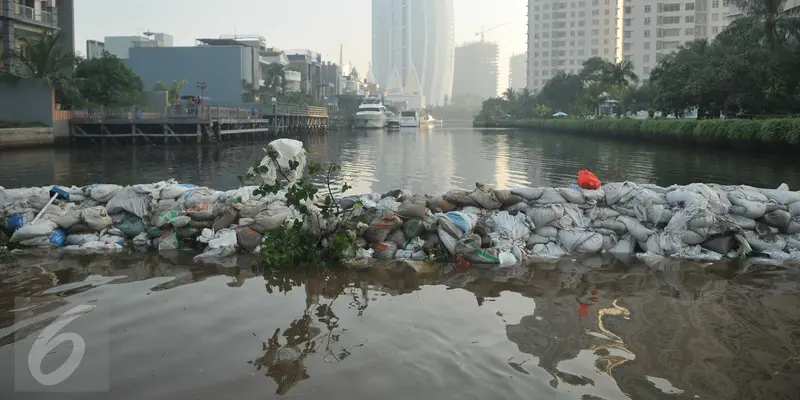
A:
[0,255,799,399]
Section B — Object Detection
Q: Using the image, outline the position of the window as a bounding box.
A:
[686,15,694,23]
[605,28,610,34]
[624,18,631,26]
[712,13,719,21]
[645,17,650,25]
[578,30,585,36]
[663,28,681,36]
[571,21,576,27]
[644,5,651,12]
[685,2,694,10]
[644,42,650,49]
[578,49,585,55]
[579,20,585,26]
[534,5,540,10]
[535,14,540,20]
[579,11,586,17]
[534,52,539,57]
[624,30,632,38]
[605,9,610,15]
[644,30,650,37]
[592,48,599,55]
[643,54,650,62]
[623,43,631,51]
[656,41,662,49]
[661,3,680,11]
[625,6,632,13]
[558,60,566,66]
[592,0,598,4]
[543,32,550,38]
[592,9,600,15]
[605,18,610,25]
[543,51,550,57]
[605,48,610,54]
[579,1,585,6]
[685,27,694,35]
[663,40,680,50]
[712,0,719,7]
[592,29,600,34]
[623,54,631,60]
[592,38,599,45]
[643,66,650,74]
[604,38,609,44]
[662,16,681,24]
[656,53,663,62]
[712,26,719,34]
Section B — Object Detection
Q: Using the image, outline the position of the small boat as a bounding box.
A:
[399,110,420,127]
[387,118,401,129]
[419,114,437,127]
[354,97,388,129]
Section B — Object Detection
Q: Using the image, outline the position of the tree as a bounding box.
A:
[75,53,144,107]
[1,30,79,107]
[608,60,639,87]
[153,79,187,105]
[264,63,287,95]
[727,0,800,51]
[537,73,585,115]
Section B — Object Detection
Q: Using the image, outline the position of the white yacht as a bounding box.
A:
[354,97,388,129]
[419,114,437,127]
[398,110,420,127]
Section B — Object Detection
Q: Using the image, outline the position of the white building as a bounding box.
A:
[526,0,620,93]
[104,32,173,59]
[371,0,455,106]
[622,0,732,82]
[85,40,105,59]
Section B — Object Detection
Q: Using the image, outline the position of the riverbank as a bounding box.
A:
[474,118,800,148]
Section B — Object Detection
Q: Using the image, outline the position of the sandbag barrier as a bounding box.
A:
[3,177,800,266]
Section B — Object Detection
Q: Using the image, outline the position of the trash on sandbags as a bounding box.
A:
[250,138,307,186]
[2,209,35,231]
[373,242,398,260]
[454,238,500,264]
[106,187,150,219]
[158,230,180,252]
[10,220,58,243]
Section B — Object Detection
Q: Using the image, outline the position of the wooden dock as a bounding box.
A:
[69,103,329,144]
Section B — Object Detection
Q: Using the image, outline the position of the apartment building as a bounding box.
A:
[622,0,732,82]
[509,53,527,90]
[1,0,75,74]
[526,0,620,93]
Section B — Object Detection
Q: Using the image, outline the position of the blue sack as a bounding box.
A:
[49,229,67,247]
[5,213,28,231]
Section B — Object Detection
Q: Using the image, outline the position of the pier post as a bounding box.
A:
[196,123,201,144]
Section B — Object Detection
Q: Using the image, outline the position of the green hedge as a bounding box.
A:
[474,118,800,145]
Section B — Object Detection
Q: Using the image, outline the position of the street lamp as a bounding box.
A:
[196,81,207,118]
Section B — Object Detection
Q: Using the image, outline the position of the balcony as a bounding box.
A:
[9,3,59,28]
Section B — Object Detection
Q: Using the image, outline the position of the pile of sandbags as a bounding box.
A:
[2,138,800,266]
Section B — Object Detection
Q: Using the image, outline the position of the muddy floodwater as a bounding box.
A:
[1,125,800,399]
[1,253,799,399]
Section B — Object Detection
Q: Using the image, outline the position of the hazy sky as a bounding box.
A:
[75,0,527,94]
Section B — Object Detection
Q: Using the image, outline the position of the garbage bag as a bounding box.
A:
[373,242,398,260]
[443,211,479,234]
[158,231,180,251]
[106,187,150,219]
[493,190,524,206]
[252,139,307,185]
[3,210,34,231]
[577,169,601,190]
[236,226,262,253]
[10,220,58,243]
[364,213,403,243]
[455,239,500,264]
[187,203,215,221]
[396,195,427,219]
[558,229,603,254]
[88,184,122,203]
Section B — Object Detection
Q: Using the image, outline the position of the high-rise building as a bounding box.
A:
[622,0,733,82]
[104,32,173,59]
[371,0,455,106]
[1,0,75,74]
[452,41,499,99]
[526,0,619,93]
[509,53,527,90]
[86,40,105,59]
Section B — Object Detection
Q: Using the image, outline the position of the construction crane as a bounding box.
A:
[476,21,513,42]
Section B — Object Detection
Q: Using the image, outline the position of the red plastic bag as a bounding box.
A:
[577,169,601,190]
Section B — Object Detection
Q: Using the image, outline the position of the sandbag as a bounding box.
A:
[396,195,427,219]
[761,183,800,205]
[10,221,58,243]
[117,213,147,238]
[423,231,441,252]
[2,210,34,231]
[761,210,792,232]
[53,209,83,230]
[153,211,182,228]
[106,187,150,219]
[743,230,786,252]
[160,183,197,200]
[364,213,403,243]
[592,219,627,235]
[182,188,223,208]
[402,218,426,240]
[527,204,563,227]
[386,230,407,248]
[239,198,271,219]
[437,227,458,255]
[558,230,603,254]
[444,211,478,234]
[208,229,237,250]
[618,216,654,242]
[608,235,636,254]
[176,226,200,239]
[187,203,215,221]
[373,242,398,260]
[789,202,800,217]
[236,226,262,253]
[493,190,524,206]
[486,211,532,241]
[426,196,456,213]
[557,187,585,204]
[190,220,214,229]
[727,192,768,219]
[252,204,295,233]
[213,208,239,232]
[530,242,567,258]
[702,235,737,254]
[89,184,122,203]
[534,226,559,238]
[510,187,545,201]
[65,233,100,246]
[455,239,500,264]
[158,230,180,251]
[526,234,551,246]
[536,188,567,204]
[80,206,112,231]
[444,191,480,207]
[469,184,503,209]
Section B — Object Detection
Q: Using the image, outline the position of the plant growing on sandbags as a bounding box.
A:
[242,145,356,269]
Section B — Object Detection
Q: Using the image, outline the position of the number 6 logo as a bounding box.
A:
[28,305,95,386]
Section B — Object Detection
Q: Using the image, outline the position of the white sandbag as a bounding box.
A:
[239,198,272,219]
[64,233,99,246]
[730,215,757,230]
[62,241,124,255]
[587,208,620,220]
[526,204,563,227]
[608,235,636,254]
[526,234,551,246]
[10,221,57,243]
[536,188,567,204]
[558,230,603,254]
[469,184,503,209]
[187,203,215,221]
[437,227,458,255]
[557,187,585,204]
[582,189,606,203]
[182,188,223,208]
[604,182,637,205]
[160,183,197,200]
[789,202,800,217]
[443,211,479,234]
[252,204,298,233]
[83,206,113,231]
[727,191,768,219]
[530,242,567,259]
[106,187,150,219]
[132,232,150,247]
[743,230,786,252]
[592,219,628,235]
[158,231,180,252]
[555,204,589,229]
[396,195,428,219]
[511,187,545,201]
[89,184,122,203]
[208,229,237,250]
[617,216,654,242]
[601,234,617,250]
[251,138,307,185]
[761,183,800,205]
[356,248,374,259]
[534,225,559,238]
[486,211,533,241]
[171,216,192,229]
[54,209,83,229]
[786,235,800,250]
[498,251,518,266]
[373,242,398,260]
[194,246,238,264]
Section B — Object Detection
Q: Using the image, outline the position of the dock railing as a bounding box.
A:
[69,103,328,122]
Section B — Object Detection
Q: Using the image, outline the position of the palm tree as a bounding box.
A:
[264,63,287,95]
[608,60,639,87]
[727,0,800,51]
[2,30,79,105]
[153,79,187,104]
[518,88,533,116]
[503,87,517,102]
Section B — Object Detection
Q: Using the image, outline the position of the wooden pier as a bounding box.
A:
[69,103,328,144]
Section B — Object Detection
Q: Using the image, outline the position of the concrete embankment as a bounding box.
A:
[0,127,54,149]
[2,179,800,266]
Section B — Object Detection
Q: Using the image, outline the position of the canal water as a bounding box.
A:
[1,125,799,399]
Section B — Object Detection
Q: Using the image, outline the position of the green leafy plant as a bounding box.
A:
[242,146,356,270]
